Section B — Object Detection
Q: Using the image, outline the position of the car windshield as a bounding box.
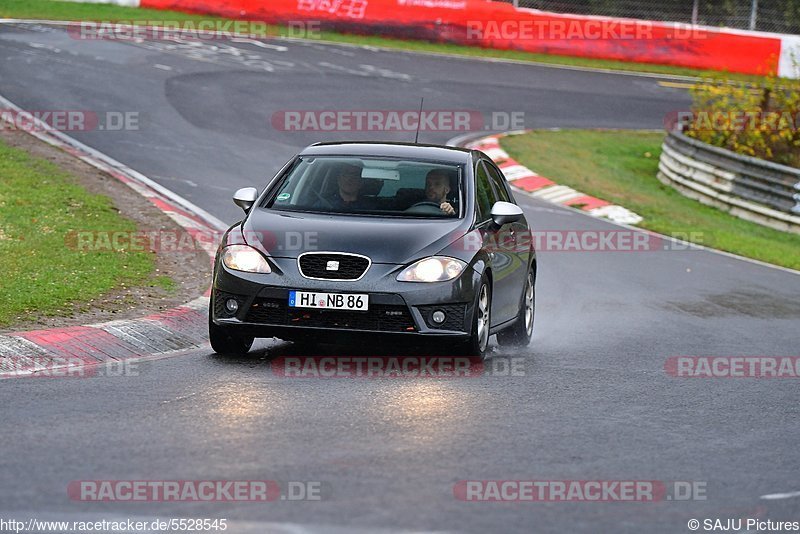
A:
[264,156,464,218]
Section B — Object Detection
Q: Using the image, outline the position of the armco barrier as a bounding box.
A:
[117,0,798,77]
[658,129,800,234]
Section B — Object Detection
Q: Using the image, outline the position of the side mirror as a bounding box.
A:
[233,187,259,213]
[490,201,523,226]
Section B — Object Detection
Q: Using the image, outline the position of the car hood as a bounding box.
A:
[242,208,468,264]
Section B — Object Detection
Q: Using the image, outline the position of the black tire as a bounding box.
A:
[497,268,535,347]
[208,312,254,355]
[455,275,492,359]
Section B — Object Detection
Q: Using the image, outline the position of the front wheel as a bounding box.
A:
[209,314,254,355]
[497,269,535,347]
[454,276,492,359]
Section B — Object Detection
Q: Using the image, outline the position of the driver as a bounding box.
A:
[424,169,456,216]
[320,163,375,210]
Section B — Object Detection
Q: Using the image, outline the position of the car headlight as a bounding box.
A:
[397,256,466,282]
[221,245,271,273]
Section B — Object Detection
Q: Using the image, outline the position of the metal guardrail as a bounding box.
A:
[658,129,800,234]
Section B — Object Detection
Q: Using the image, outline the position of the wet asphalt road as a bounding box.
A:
[0,22,799,533]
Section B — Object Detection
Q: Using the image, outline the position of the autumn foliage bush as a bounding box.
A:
[684,75,800,168]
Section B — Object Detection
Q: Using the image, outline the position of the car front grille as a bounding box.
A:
[245,298,416,332]
[244,298,288,325]
[298,253,370,281]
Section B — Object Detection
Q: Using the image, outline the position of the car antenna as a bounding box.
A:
[414,97,424,144]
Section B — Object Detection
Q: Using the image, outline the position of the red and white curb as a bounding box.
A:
[0,93,223,379]
[466,132,644,225]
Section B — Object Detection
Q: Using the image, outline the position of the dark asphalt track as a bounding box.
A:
[1,22,799,534]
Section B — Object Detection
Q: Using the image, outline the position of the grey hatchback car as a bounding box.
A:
[209,142,536,359]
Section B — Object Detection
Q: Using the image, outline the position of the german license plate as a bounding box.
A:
[289,291,369,311]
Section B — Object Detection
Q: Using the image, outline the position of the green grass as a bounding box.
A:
[0,138,157,327]
[0,0,770,81]
[500,129,800,270]
[152,274,177,292]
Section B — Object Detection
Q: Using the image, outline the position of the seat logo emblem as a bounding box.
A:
[326,260,340,271]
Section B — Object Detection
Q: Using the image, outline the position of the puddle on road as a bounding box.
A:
[665,289,800,319]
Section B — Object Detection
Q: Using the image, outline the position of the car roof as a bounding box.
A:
[299,141,474,164]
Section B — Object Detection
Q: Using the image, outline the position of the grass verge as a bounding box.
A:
[500,129,800,271]
[0,0,767,81]
[0,137,156,327]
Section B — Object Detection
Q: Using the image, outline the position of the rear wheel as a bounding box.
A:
[497,268,535,347]
[208,309,254,355]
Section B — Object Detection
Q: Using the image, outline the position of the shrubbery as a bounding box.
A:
[684,75,800,168]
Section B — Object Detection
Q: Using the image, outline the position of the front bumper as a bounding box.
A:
[211,256,480,340]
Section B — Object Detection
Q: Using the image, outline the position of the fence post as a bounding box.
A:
[691,0,699,25]
[749,0,758,30]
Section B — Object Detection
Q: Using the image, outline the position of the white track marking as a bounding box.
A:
[760,490,800,500]
[531,185,574,200]
[546,190,586,204]
[498,164,536,180]
[230,38,288,52]
[27,42,61,53]
[482,147,510,161]
[587,205,644,225]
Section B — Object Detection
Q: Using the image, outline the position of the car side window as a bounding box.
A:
[483,161,511,203]
[475,160,496,223]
